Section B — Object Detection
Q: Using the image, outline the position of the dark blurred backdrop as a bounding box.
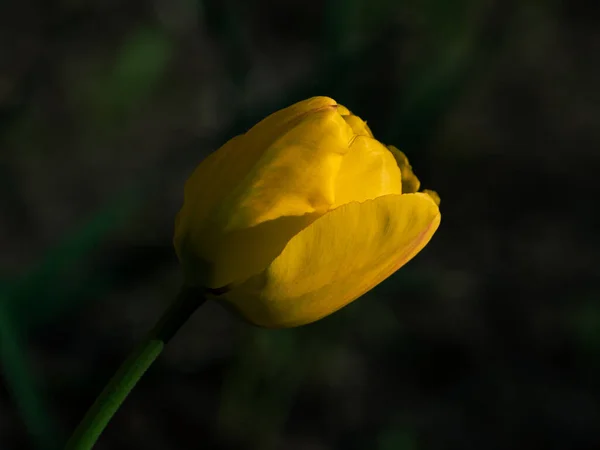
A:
[1,0,599,449]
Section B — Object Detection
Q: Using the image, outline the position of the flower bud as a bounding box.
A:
[174,97,440,328]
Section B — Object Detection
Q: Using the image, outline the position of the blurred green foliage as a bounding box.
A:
[8,190,139,329]
[74,27,173,133]
[218,327,315,449]
[0,291,60,450]
[3,0,485,446]
[571,300,600,354]
[0,188,141,449]
[1,0,597,448]
[377,428,417,450]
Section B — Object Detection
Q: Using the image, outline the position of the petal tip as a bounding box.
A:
[422,189,441,206]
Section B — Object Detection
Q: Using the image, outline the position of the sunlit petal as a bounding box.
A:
[221,193,440,328]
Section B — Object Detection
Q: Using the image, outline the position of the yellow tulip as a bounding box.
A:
[174,96,440,328]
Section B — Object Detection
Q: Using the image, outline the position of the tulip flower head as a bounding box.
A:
[174,97,440,328]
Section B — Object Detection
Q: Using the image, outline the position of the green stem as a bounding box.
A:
[64,287,206,450]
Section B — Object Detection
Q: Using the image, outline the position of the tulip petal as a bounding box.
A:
[175,97,355,288]
[387,145,420,194]
[423,189,441,206]
[176,209,322,290]
[175,135,246,237]
[342,114,374,138]
[176,97,342,232]
[333,136,402,207]
[220,105,352,228]
[336,104,352,116]
[220,193,441,328]
[336,103,374,137]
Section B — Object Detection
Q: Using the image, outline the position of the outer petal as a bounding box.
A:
[342,115,374,138]
[336,104,374,137]
[175,98,354,288]
[175,97,341,237]
[387,145,420,194]
[250,97,340,144]
[333,135,402,207]
[174,135,246,246]
[219,193,441,328]
[423,189,441,206]
[336,104,352,116]
[219,105,352,228]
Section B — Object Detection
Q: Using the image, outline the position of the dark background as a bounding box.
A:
[1,0,599,449]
